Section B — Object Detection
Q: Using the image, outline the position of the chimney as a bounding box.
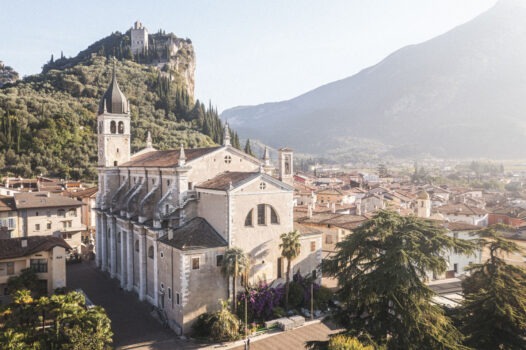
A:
[331,202,336,214]
[307,204,313,219]
[168,229,173,240]
[21,238,28,248]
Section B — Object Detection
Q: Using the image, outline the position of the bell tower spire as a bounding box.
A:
[97,63,131,167]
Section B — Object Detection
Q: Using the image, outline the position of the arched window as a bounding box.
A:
[257,204,266,225]
[135,240,139,252]
[67,208,77,217]
[110,121,116,134]
[148,245,154,259]
[224,155,232,164]
[245,209,253,226]
[118,121,124,134]
[270,206,279,224]
[57,209,65,217]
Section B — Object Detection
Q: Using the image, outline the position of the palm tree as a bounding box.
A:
[221,247,249,313]
[280,230,301,310]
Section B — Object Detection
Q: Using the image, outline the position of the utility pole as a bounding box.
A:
[310,283,314,320]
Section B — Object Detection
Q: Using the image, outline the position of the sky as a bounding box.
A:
[0,0,498,112]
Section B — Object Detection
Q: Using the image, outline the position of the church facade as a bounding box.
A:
[95,69,322,334]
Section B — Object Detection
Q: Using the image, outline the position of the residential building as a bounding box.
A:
[14,192,85,252]
[0,236,70,304]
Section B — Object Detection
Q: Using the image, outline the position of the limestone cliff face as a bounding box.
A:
[148,33,196,98]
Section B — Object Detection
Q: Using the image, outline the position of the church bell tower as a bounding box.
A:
[97,65,131,167]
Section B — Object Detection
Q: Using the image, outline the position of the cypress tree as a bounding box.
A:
[244,139,255,157]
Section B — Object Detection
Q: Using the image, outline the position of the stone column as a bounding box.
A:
[109,216,117,278]
[139,233,146,301]
[153,239,158,306]
[126,231,134,291]
[120,227,127,288]
[100,215,108,271]
[95,213,102,268]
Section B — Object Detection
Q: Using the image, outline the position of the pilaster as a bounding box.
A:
[95,213,102,268]
[126,231,134,291]
[100,215,108,271]
[139,233,146,300]
[109,215,117,278]
[120,228,127,288]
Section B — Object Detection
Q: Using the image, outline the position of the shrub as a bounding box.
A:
[288,282,304,308]
[192,312,215,338]
[209,301,240,342]
[328,335,374,350]
[272,306,285,319]
[237,282,284,321]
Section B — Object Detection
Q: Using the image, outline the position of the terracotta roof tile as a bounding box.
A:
[121,147,221,167]
[0,236,71,260]
[158,217,227,251]
[196,172,259,191]
[436,203,487,216]
[14,192,83,209]
[0,195,16,212]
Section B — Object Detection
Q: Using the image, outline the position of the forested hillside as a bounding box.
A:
[0,54,240,180]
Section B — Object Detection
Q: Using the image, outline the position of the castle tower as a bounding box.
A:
[278,148,293,186]
[416,191,431,218]
[131,21,148,56]
[97,65,131,168]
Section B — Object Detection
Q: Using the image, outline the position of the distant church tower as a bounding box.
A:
[97,65,131,168]
[278,148,293,186]
[416,191,431,218]
[131,21,148,55]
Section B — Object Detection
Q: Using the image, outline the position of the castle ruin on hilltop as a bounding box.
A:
[130,21,187,60]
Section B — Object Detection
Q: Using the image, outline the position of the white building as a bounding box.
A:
[95,69,321,334]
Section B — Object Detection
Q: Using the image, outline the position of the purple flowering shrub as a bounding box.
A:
[237,281,284,321]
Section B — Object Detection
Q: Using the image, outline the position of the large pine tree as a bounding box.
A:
[323,210,475,349]
[457,225,526,349]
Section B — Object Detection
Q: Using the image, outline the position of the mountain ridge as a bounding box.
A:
[222,0,526,160]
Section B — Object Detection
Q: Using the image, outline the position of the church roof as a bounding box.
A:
[121,147,221,167]
[98,68,129,115]
[195,172,259,191]
[158,217,227,251]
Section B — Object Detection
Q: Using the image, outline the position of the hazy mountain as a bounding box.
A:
[222,0,526,159]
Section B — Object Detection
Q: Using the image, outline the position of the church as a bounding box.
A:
[95,68,322,334]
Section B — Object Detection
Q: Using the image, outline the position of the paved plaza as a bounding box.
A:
[67,261,341,349]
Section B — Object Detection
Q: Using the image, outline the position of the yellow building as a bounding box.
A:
[0,236,70,303]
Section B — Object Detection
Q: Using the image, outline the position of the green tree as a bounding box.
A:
[221,247,249,313]
[328,335,375,350]
[457,225,526,349]
[209,300,240,342]
[280,230,301,310]
[244,139,255,157]
[7,268,40,295]
[0,290,112,350]
[323,210,475,349]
